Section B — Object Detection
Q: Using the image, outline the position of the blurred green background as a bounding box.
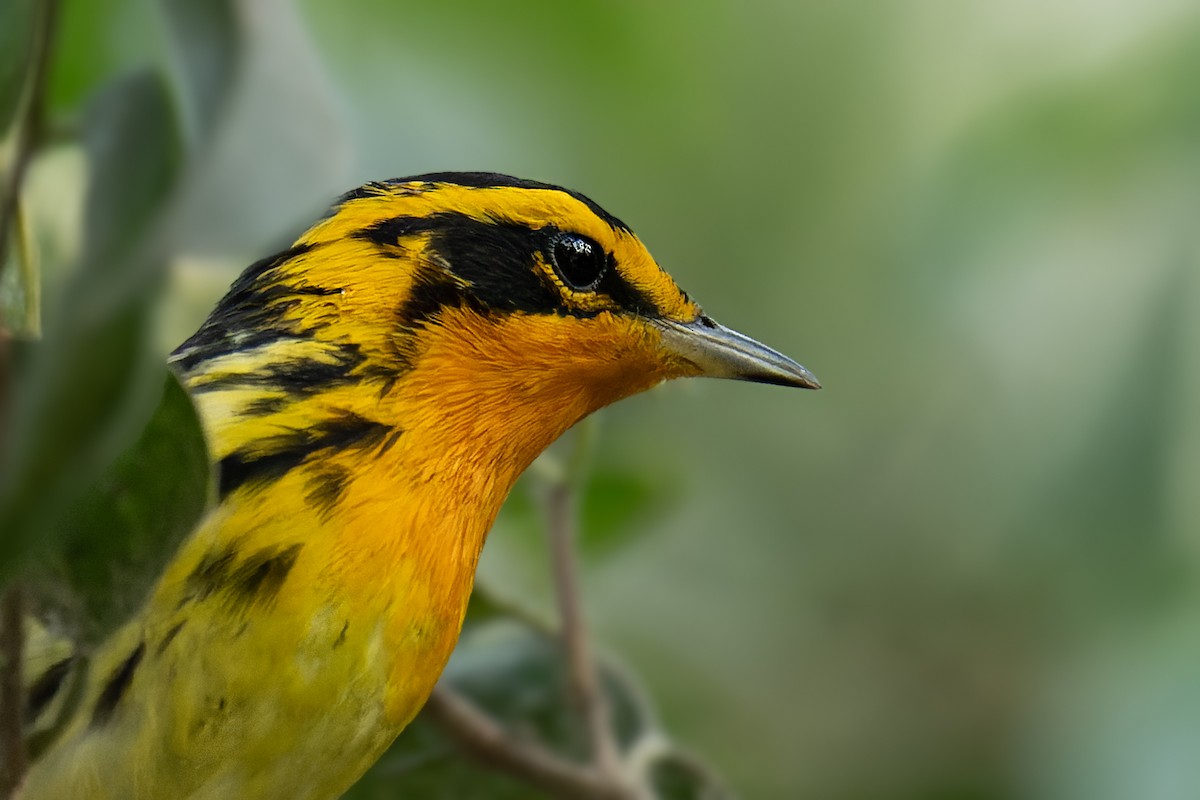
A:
[9,0,1200,797]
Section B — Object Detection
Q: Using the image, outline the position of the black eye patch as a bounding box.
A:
[356,212,658,321]
[550,233,608,291]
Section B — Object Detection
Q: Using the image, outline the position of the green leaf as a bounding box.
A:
[0,305,163,576]
[78,70,182,294]
[350,617,732,799]
[32,372,210,643]
[169,0,351,256]
[0,69,183,576]
[460,580,526,632]
[159,0,240,144]
[645,751,735,800]
[439,622,652,758]
[0,0,36,133]
[45,0,158,119]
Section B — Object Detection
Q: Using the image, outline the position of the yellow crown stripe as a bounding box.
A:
[302,181,700,324]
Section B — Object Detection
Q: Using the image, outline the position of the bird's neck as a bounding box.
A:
[165,378,551,727]
[187,305,673,554]
[169,311,667,724]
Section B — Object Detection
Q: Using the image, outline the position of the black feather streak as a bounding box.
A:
[218,411,394,499]
[305,465,351,519]
[171,244,320,373]
[190,342,367,400]
[230,544,303,604]
[354,215,442,248]
[91,643,145,727]
[242,395,288,416]
[183,549,237,603]
[26,655,75,722]
[157,621,186,655]
[183,543,304,611]
[397,270,475,331]
[302,422,403,516]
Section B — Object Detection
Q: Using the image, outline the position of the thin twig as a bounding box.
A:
[0,326,20,795]
[545,477,623,777]
[0,587,26,797]
[0,0,60,278]
[423,686,628,800]
[425,423,647,799]
[0,5,59,793]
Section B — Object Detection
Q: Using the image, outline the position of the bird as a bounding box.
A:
[17,172,819,799]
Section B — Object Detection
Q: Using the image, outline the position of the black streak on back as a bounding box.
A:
[229,544,303,606]
[183,549,237,603]
[26,655,75,723]
[218,411,393,499]
[156,622,186,655]
[305,465,351,520]
[190,342,367,400]
[91,643,146,727]
[171,243,321,373]
[333,621,349,648]
[183,544,304,611]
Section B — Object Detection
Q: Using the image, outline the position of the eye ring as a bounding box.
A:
[549,233,609,292]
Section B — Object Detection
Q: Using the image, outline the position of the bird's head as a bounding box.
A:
[173,173,818,495]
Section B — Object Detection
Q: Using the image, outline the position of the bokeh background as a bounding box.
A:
[10,0,1200,797]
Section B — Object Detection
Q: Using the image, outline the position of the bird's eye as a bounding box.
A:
[550,233,608,292]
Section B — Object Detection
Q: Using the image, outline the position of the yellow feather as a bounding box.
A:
[19,174,812,799]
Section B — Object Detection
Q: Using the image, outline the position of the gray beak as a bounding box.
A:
[655,316,821,389]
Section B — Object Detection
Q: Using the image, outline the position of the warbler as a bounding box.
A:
[18,172,819,799]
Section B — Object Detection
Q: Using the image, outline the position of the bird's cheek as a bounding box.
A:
[578,340,678,408]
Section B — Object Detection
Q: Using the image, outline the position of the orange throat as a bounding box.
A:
[180,307,678,726]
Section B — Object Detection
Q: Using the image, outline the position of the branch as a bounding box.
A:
[0,587,25,797]
[0,0,60,279]
[425,422,653,799]
[545,477,623,777]
[423,686,628,800]
[0,4,59,793]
